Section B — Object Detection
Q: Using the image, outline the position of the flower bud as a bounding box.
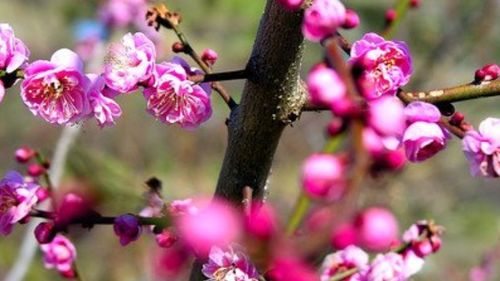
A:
[15,146,36,163]
[155,229,178,248]
[201,48,218,66]
[330,223,357,249]
[342,9,360,29]
[355,207,399,251]
[326,118,345,137]
[475,64,500,82]
[27,163,45,177]
[449,112,465,126]
[34,222,57,244]
[245,203,277,240]
[301,154,346,200]
[171,42,185,53]
[410,0,420,8]
[113,214,142,246]
[385,9,397,24]
[277,0,304,11]
[36,188,50,202]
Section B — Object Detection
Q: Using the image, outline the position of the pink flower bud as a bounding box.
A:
[330,222,357,249]
[177,199,242,257]
[171,42,185,53]
[36,187,50,202]
[155,229,178,248]
[410,0,421,8]
[15,146,36,163]
[301,154,346,200]
[449,112,465,126]
[368,96,406,137]
[307,66,346,108]
[302,0,346,42]
[245,203,277,240]
[34,222,56,244]
[277,0,304,11]
[385,9,397,23]
[355,207,399,251]
[326,118,345,137]
[114,214,142,246]
[475,64,500,82]
[27,163,45,177]
[342,9,360,29]
[201,48,218,66]
[412,240,433,258]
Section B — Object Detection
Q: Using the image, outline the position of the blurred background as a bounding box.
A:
[0,0,499,280]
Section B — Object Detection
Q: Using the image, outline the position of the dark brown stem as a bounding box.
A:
[189,69,248,83]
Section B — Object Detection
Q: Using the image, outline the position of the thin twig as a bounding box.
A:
[189,69,248,83]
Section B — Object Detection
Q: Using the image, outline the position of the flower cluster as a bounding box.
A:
[202,245,261,281]
[462,118,500,177]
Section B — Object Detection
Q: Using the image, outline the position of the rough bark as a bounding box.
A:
[189,1,306,280]
[214,0,306,203]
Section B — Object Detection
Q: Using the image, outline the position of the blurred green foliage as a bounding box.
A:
[0,0,499,280]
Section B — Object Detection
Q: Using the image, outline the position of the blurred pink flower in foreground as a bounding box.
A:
[0,171,39,235]
[368,96,406,138]
[403,101,449,162]
[302,0,346,42]
[355,207,399,251]
[320,245,368,281]
[98,0,148,28]
[177,199,241,257]
[104,32,155,93]
[301,153,346,200]
[143,57,212,129]
[350,33,412,99]
[202,245,260,281]
[266,256,320,281]
[363,253,405,281]
[40,234,77,278]
[462,117,500,177]
[277,0,304,11]
[307,65,346,109]
[21,49,90,124]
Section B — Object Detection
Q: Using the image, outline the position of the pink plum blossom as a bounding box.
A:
[301,153,346,200]
[302,0,346,42]
[168,198,198,216]
[21,49,90,125]
[320,246,369,281]
[368,96,406,138]
[0,171,39,235]
[245,203,277,240]
[40,234,77,277]
[104,32,155,93]
[402,102,449,162]
[330,222,358,249]
[143,57,212,129]
[202,245,260,281]
[0,23,30,73]
[363,253,405,281]
[266,256,320,281]
[176,199,241,257]
[98,0,148,28]
[350,33,412,98]
[86,74,121,127]
[462,117,500,177]
[355,207,399,251]
[307,65,346,108]
[277,0,304,11]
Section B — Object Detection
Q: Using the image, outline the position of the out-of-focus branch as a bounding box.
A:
[4,125,81,281]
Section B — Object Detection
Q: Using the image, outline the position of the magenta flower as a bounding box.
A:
[40,234,77,277]
[278,0,304,11]
[307,65,346,108]
[143,57,212,129]
[0,171,39,235]
[463,117,500,177]
[301,153,346,200]
[320,246,369,281]
[113,214,142,246]
[363,253,405,281]
[350,33,412,99]
[402,102,449,162]
[21,49,91,125]
[202,245,260,281]
[368,96,406,138]
[355,207,399,251]
[0,23,30,73]
[302,0,346,42]
[176,199,241,257]
[86,73,122,128]
[267,256,320,281]
[104,32,155,93]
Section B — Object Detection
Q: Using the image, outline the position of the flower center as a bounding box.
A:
[0,191,17,213]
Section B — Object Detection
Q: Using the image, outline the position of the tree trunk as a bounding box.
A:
[189,1,306,280]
